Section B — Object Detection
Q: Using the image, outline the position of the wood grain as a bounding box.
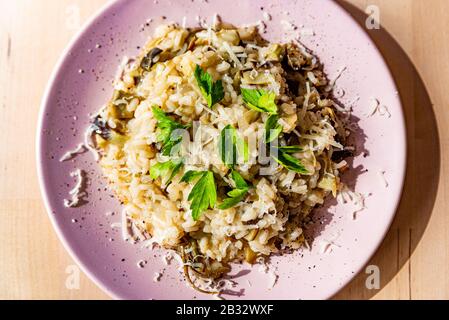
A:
[0,0,446,299]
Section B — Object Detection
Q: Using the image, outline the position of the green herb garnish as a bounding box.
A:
[218,125,248,168]
[181,170,217,220]
[237,134,249,164]
[241,88,278,114]
[230,169,249,190]
[218,170,250,210]
[150,159,183,185]
[152,106,190,156]
[276,146,303,153]
[180,170,204,182]
[219,125,237,168]
[265,114,283,143]
[272,145,308,174]
[194,65,224,108]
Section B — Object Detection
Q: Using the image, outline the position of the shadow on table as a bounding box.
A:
[332,1,441,299]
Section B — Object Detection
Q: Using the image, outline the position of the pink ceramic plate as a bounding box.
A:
[37,0,406,299]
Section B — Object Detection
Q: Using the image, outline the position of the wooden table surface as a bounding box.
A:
[0,0,447,300]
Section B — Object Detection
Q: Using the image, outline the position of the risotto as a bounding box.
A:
[90,22,351,293]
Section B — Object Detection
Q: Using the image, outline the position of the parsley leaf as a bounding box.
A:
[218,189,247,209]
[181,170,217,220]
[218,125,249,168]
[237,134,249,164]
[241,88,278,114]
[265,114,283,143]
[180,170,205,183]
[150,159,183,185]
[272,146,308,174]
[194,65,224,108]
[219,125,237,168]
[152,106,190,156]
[230,169,249,190]
[276,145,303,153]
[218,170,250,210]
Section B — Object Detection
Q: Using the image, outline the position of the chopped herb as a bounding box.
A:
[218,189,247,209]
[181,170,217,220]
[219,125,237,168]
[194,65,224,108]
[241,88,278,114]
[237,134,249,163]
[265,114,283,143]
[163,138,182,156]
[150,159,183,185]
[218,125,248,168]
[272,145,308,174]
[180,170,205,183]
[152,106,190,156]
[276,145,303,153]
[218,170,250,210]
[230,169,249,190]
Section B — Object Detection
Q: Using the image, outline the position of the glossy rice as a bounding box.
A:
[91,23,350,283]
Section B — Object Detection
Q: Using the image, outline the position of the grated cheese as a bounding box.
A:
[153,272,162,282]
[325,66,347,93]
[59,143,87,162]
[367,98,392,118]
[121,209,132,241]
[162,251,174,265]
[280,20,297,31]
[83,126,100,161]
[299,28,315,37]
[110,222,121,229]
[263,12,272,21]
[337,184,367,220]
[63,169,87,208]
[318,232,341,254]
[137,260,147,268]
[222,41,243,69]
[267,270,278,289]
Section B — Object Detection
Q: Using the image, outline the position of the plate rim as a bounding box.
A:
[36,0,128,300]
[327,0,407,298]
[36,0,407,300]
